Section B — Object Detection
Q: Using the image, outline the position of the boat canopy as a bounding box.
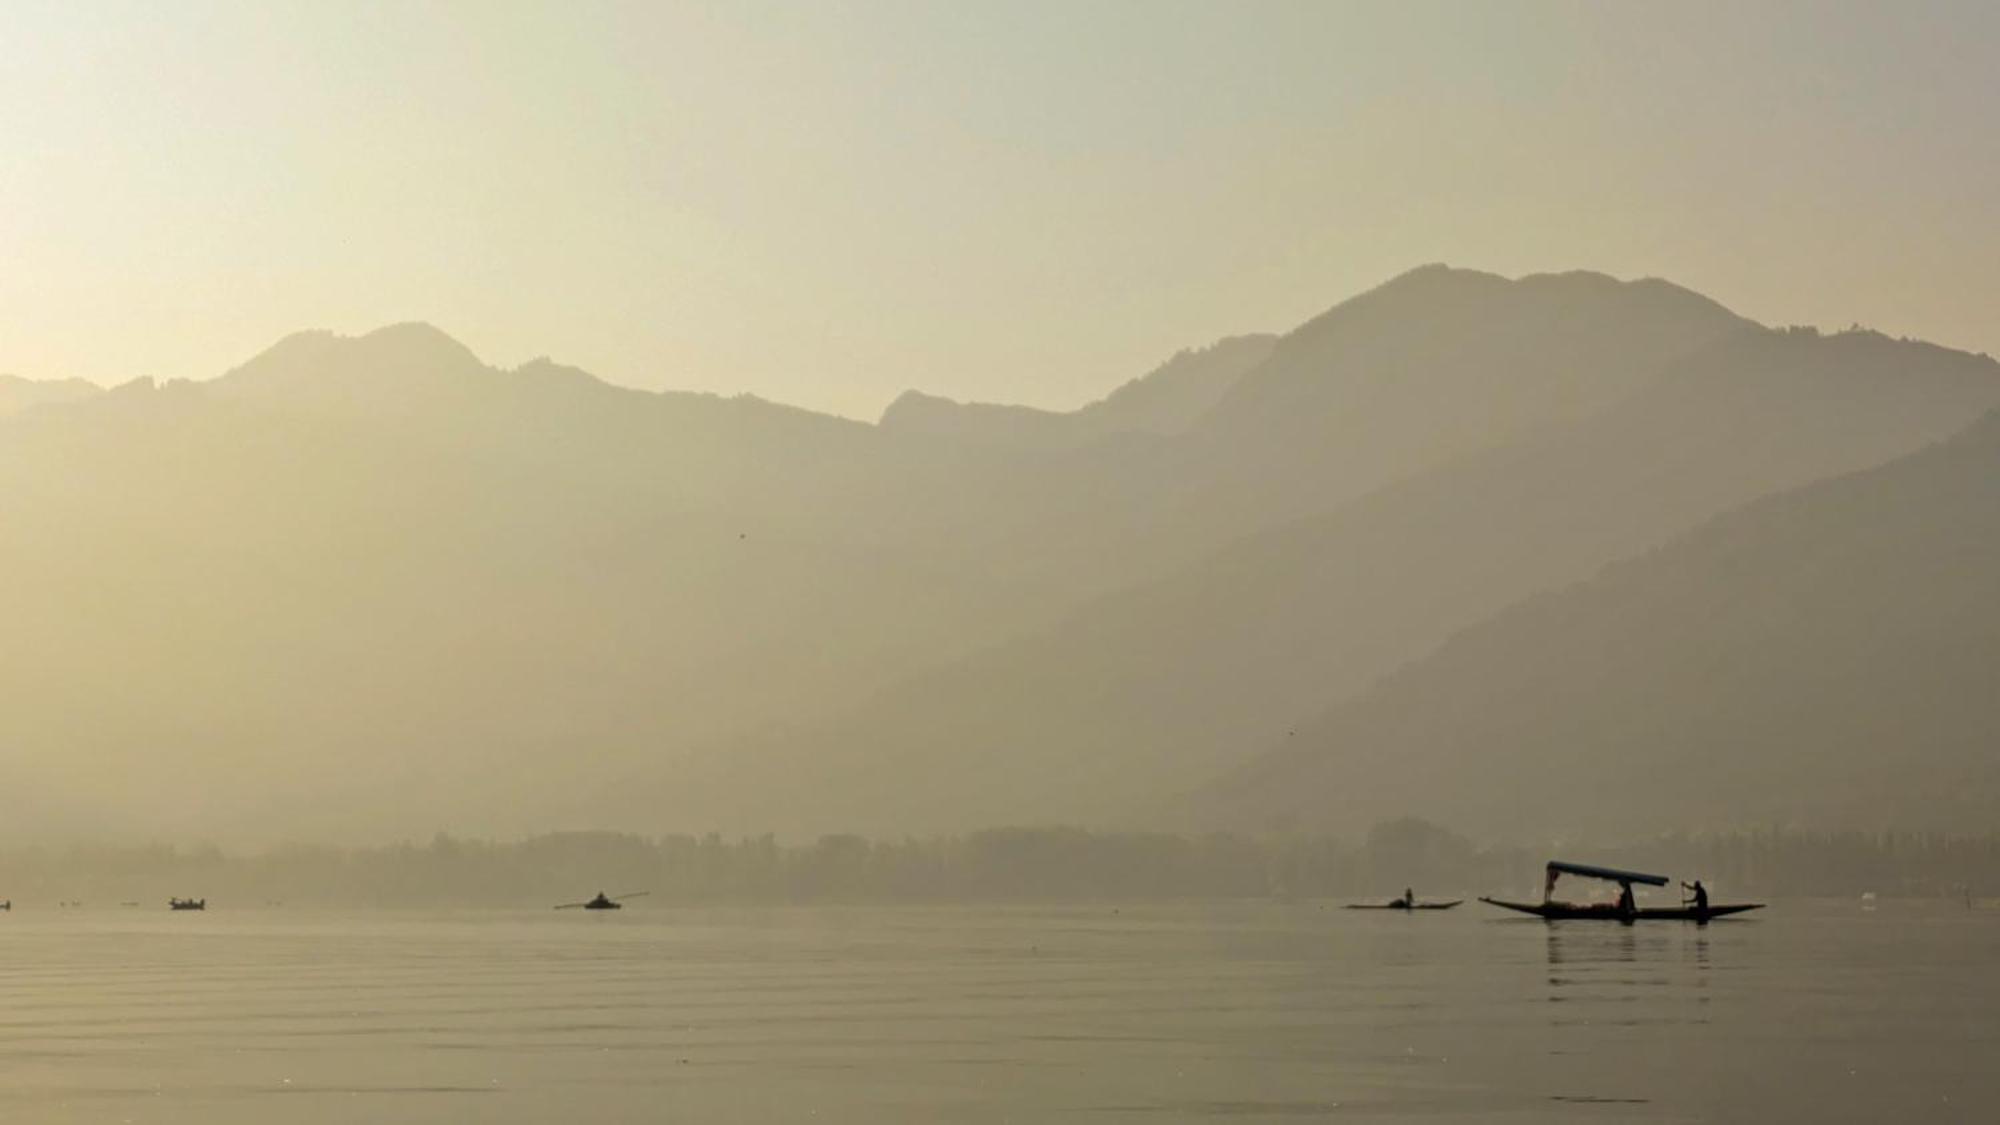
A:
[1546,860,1669,886]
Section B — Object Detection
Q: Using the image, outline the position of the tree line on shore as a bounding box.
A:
[1,820,1991,907]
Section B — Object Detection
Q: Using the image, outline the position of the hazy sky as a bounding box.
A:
[4,0,1995,419]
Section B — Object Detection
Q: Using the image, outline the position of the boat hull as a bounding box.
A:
[1345,900,1463,910]
[1480,897,1761,921]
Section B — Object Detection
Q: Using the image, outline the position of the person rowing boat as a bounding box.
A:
[1344,891,1462,910]
[1682,879,1709,914]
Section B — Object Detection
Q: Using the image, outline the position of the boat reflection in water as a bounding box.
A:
[1544,923,1714,1041]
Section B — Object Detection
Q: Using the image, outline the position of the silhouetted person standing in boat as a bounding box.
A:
[1615,880,1636,920]
[1401,887,1415,909]
[1683,879,1708,914]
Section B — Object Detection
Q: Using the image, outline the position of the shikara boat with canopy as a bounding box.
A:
[1481,860,1762,922]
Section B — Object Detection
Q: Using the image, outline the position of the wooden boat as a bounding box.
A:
[1480,897,1762,921]
[168,897,206,911]
[1480,860,1761,923]
[1345,899,1462,910]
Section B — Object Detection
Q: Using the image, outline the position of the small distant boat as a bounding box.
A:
[1481,860,1760,923]
[554,891,648,911]
[168,897,206,911]
[0,900,9,912]
[1345,899,1462,910]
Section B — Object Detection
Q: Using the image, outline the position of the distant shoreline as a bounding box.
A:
[3,824,1989,908]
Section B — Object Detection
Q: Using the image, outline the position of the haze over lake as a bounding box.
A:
[4,902,1995,1124]
[6,2,1998,1122]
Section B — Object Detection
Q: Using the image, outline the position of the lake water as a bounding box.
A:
[1,900,1994,1123]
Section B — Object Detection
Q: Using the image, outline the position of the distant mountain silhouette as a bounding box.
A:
[655,326,2000,835]
[1179,266,1755,523]
[3,271,1996,843]
[1078,335,1281,434]
[0,373,100,418]
[219,322,486,399]
[853,267,1757,616]
[1203,404,2000,838]
[3,319,1310,839]
[0,326,983,839]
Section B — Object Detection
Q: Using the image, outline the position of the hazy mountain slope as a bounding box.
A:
[659,328,2000,837]
[876,391,1073,449]
[877,334,1279,447]
[0,318,1312,842]
[1078,335,1280,434]
[881,267,1756,603]
[0,327,1079,841]
[0,374,100,418]
[208,323,891,519]
[1177,266,1754,520]
[0,268,1938,843]
[1205,407,2000,840]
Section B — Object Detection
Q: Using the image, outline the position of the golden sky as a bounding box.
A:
[4,0,1995,418]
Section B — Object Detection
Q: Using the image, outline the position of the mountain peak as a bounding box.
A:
[214,322,493,412]
[1335,264,1743,328]
[878,388,954,428]
[229,322,483,377]
[1375,261,1504,287]
[356,321,484,366]
[877,389,1071,447]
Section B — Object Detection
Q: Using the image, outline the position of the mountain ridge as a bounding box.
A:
[3,264,1992,842]
[876,333,1279,447]
[615,308,2000,837]
[0,373,103,418]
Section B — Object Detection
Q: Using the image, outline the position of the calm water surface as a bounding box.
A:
[1,900,1994,1123]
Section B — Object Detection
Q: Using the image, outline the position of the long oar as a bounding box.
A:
[554,891,651,909]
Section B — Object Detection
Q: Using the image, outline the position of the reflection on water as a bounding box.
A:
[1544,923,1709,1030]
[0,901,1992,1123]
